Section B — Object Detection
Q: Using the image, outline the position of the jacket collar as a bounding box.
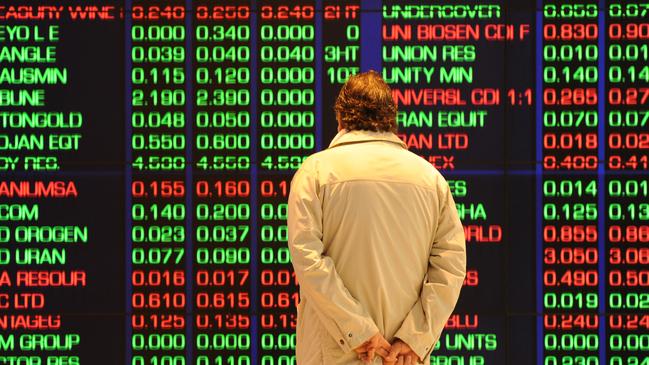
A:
[328,129,407,149]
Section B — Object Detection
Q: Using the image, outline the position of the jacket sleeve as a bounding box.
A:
[393,178,467,362]
[287,159,380,353]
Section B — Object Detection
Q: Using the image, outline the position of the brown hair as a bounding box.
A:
[334,70,398,133]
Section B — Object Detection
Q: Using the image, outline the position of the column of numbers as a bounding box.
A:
[541,2,601,364]
[257,2,317,363]
[605,1,649,363]
[129,2,188,364]
[192,1,254,364]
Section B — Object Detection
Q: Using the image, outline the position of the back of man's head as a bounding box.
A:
[334,70,398,133]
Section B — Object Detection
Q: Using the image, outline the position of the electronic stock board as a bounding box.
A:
[0,1,648,364]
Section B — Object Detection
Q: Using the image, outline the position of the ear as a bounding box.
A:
[336,112,343,131]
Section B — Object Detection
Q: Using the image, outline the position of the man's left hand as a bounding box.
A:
[353,331,391,363]
[381,339,421,365]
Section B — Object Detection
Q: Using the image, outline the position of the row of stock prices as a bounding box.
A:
[0,0,647,364]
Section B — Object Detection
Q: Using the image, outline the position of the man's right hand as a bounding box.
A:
[380,339,421,365]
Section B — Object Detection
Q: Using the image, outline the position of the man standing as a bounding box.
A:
[287,71,466,365]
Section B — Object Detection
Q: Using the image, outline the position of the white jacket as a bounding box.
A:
[288,129,466,364]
